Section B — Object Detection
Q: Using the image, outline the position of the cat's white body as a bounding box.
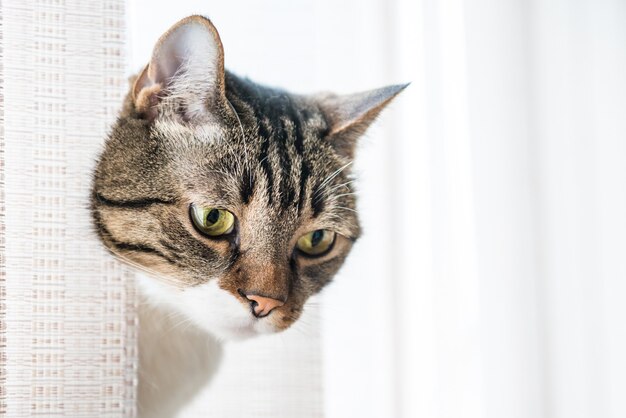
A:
[137,276,223,417]
[137,273,286,416]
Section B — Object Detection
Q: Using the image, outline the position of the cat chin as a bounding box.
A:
[187,306,283,342]
[137,273,280,342]
[207,321,275,342]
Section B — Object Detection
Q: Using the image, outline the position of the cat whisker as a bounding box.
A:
[334,205,358,213]
[326,180,356,195]
[289,317,318,337]
[331,192,358,199]
[314,162,353,198]
[303,301,325,308]
[176,321,197,334]
[165,313,191,330]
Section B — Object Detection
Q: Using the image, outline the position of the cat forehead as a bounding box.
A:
[151,98,328,150]
[149,119,358,237]
[151,118,334,169]
[157,119,346,202]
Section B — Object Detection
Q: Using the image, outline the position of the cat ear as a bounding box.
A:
[317,83,408,158]
[132,15,226,121]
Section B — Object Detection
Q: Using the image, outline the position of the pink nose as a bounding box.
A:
[244,294,285,318]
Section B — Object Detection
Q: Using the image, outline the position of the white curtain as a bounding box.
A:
[1,1,137,415]
[341,0,626,417]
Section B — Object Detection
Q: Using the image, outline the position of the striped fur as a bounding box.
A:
[91,16,405,415]
[91,15,404,339]
[92,67,363,331]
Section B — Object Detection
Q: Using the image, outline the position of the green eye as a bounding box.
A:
[190,204,235,236]
[296,230,336,256]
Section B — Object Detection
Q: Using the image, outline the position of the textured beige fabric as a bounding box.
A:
[0,1,137,416]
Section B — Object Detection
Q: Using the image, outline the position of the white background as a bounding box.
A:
[129,1,626,417]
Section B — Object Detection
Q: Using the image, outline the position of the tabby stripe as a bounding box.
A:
[111,240,178,264]
[287,101,304,157]
[282,98,305,209]
[92,208,110,241]
[94,192,175,208]
[284,100,305,209]
[92,210,178,264]
[240,167,255,204]
[297,160,310,215]
[311,182,326,217]
[159,239,183,256]
[93,210,175,261]
[233,77,309,209]
[278,117,294,209]
[258,124,275,205]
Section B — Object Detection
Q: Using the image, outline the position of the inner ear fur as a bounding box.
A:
[132,15,227,122]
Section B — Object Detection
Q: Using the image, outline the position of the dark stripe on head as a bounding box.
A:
[236,82,277,206]
[92,208,178,264]
[311,183,326,217]
[297,160,310,215]
[224,73,326,212]
[94,192,176,208]
[258,128,274,205]
[292,107,305,156]
[159,239,181,254]
[285,102,305,209]
[278,117,294,209]
[92,207,111,242]
[111,240,178,264]
[240,167,255,204]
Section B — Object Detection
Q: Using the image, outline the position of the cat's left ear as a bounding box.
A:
[132,15,227,122]
[316,83,409,159]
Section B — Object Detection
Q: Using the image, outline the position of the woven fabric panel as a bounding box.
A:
[1,1,7,413]
[0,1,137,416]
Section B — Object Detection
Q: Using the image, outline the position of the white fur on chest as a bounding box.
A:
[137,274,275,341]
[137,275,231,417]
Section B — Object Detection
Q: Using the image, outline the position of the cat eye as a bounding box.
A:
[296,230,336,256]
[189,204,235,237]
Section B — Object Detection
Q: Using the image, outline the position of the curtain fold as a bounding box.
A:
[376,1,626,417]
[0,1,137,416]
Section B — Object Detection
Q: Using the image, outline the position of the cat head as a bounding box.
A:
[92,15,406,340]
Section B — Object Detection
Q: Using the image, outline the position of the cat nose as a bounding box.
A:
[241,292,285,318]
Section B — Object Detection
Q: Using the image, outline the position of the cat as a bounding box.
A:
[91,15,405,416]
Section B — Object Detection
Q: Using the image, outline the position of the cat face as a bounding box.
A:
[92,16,405,340]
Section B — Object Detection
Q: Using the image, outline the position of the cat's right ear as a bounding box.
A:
[132,15,227,122]
[316,83,408,159]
